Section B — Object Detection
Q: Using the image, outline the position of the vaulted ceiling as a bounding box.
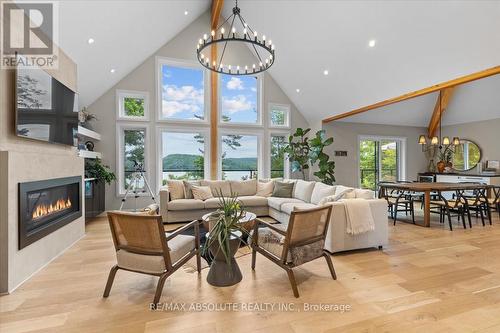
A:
[58,0,500,124]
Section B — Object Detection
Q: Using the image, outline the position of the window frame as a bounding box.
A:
[116,123,151,196]
[155,56,210,125]
[357,135,407,189]
[116,89,150,121]
[156,125,210,190]
[218,73,263,128]
[268,131,291,179]
[268,103,291,129]
[218,129,264,180]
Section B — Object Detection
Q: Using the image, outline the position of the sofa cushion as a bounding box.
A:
[238,196,268,207]
[310,182,336,205]
[281,202,317,215]
[267,197,304,211]
[183,180,201,199]
[204,197,227,209]
[293,180,316,202]
[256,180,274,197]
[168,199,205,211]
[230,179,257,196]
[191,185,214,201]
[272,181,295,198]
[167,180,185,200]
[201,180,231,197]
[354,189,375,199]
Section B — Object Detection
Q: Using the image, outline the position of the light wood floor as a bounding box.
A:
[1,210,500,333]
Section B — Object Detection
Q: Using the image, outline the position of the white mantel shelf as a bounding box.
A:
[77,126,101,141]
[78,150,102,159]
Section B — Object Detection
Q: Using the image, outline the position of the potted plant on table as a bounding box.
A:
[202,191,249,287]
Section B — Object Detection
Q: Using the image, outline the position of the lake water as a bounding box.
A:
[162,171,254,181]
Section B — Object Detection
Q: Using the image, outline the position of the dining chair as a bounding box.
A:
[487,185,500,219]
[103,211,201,304]
[250,205,335,298]
[464,186,492,226]
[380,188,415,225]
[430,190,468,230]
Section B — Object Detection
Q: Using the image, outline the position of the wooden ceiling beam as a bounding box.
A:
[427,87,455,138]
[322,65,500,124]
[210,0,223,180]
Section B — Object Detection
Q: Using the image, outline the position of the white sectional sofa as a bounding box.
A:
[159,179,388,253]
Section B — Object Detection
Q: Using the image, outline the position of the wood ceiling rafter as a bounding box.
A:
[210,0,223,180]
[322,65,500,124]
[427,87,454,138]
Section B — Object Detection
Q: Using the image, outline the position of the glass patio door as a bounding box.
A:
[359,137,403,190]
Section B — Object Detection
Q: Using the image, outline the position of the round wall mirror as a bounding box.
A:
[452,140,481,171]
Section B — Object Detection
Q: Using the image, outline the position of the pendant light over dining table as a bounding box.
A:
[196,0,275,75]
[418,90,460,150]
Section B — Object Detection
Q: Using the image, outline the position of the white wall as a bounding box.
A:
[322,121,428,187]
[88,11,309,210]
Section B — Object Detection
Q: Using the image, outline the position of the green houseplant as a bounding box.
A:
[285,128,336,184]
[284,128,311,180]
[84,158,116,185]
[203,190,248,286]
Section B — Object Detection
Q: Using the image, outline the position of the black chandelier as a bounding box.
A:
[196,0,275,75]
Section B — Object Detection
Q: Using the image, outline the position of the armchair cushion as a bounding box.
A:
[116,250,166,274]
[165,233,196,264]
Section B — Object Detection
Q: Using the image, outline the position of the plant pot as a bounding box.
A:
[206,237,242,287]
[436,160,446,173]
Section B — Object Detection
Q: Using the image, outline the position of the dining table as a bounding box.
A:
[378,182,491,227]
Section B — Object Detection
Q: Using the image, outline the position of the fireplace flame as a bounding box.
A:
[32,198,72,220]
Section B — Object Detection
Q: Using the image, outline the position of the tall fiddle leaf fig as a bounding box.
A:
[284,128,311,180]
[309,130,335,185]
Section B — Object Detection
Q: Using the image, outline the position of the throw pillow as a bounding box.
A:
[272,181,294,198]
[191,185,213,201]
[293,180,316,202]
[183,180,201,199]
[256,180,274,197]
[354,189,375,199]
[230,179,257,196]
[167,180,185,200]
[318,188,355,205]
[310,182,336,205]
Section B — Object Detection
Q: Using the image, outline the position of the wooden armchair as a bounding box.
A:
[251,205,335,297]
[103,211,201,304]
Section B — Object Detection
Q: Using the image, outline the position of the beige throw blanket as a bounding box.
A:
[343,198,375,235]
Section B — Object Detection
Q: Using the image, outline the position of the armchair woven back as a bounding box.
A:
[107,211,168,256]
[286,205,332,247]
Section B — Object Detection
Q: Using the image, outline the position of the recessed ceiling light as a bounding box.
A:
[184,10,188,15]
[87,38,94,44]
[296,88,300,93]
[110,68,116,73]
[323,70,329,76]
[368,39,376,47]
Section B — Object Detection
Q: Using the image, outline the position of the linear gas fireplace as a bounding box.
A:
[19,176,82,249]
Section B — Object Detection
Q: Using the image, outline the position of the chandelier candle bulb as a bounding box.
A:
[211,30,215,37]
[203,34,207,41]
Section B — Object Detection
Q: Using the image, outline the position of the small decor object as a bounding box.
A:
[202,190,249,287]
[437,149,453,173]
[85,141,94,151]
[79,107,98,127]
[196,0,275,75]
[84,158,116,185]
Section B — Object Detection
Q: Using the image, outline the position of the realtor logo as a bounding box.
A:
[1,1,58,69]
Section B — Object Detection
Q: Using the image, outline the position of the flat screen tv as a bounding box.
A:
[16,65,78,146]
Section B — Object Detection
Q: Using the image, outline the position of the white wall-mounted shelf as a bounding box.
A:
[77,126,101,141]
[78,150,102,159]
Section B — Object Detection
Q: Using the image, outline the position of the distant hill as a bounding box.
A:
[162,154,256,171]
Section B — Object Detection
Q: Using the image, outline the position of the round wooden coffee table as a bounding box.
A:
[201,211,257,232]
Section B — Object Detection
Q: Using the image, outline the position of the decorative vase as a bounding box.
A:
[437,161,446,173]
[206,237,242,287]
